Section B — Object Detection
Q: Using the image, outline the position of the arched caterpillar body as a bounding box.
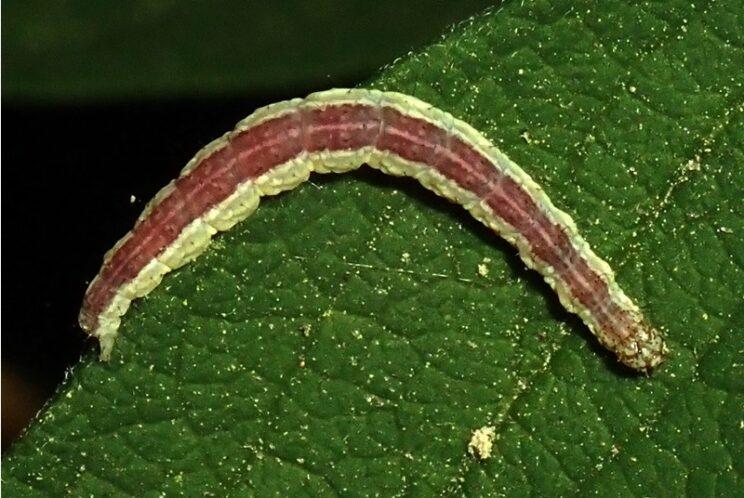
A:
[79,89,667,371]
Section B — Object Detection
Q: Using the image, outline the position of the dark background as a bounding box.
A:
[2,0,497,451]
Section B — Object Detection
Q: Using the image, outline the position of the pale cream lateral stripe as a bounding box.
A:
[93,148,525,359]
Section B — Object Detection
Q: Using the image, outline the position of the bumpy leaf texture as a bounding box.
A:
[4,0,742,495]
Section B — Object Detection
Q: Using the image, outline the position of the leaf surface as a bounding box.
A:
[4,0,743,495]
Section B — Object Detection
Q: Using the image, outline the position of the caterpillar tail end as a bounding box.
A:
[97,332,116,362]
[78,306,116,362]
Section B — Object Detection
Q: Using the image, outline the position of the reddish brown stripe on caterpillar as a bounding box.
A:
[79,89,667,372]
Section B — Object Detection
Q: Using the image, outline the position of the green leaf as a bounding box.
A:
[4,0,743,495]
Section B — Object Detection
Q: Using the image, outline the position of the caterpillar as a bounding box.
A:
[79,89,667,372]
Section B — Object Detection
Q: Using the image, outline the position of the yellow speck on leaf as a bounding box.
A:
[468,426,496,460]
